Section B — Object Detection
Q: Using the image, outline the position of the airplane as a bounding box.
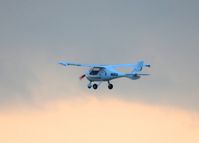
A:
[58,60,151,90]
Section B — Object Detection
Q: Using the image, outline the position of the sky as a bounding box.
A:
[0,0,199,142]
[0,97,199,143]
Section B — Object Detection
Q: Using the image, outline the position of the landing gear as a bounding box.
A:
[108,83,113,89]
[87,81,113,90]
[88,82,92,89]
[108,81,113,90]
[87,82,98,90]
[93,84,98,90]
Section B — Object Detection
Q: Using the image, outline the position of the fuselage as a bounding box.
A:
[85,67,128,82]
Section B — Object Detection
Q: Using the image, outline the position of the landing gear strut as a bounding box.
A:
[87,82,98,90]
[108,81,113,89]
[87,81,112,90]
[88,82,92,89]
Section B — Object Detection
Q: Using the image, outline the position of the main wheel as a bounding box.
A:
[108,84,113,89]
[93,84,98,90]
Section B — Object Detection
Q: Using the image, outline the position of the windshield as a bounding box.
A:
[89,67,103,75]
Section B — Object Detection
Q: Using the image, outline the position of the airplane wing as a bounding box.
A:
[58,61,101,67]
[59,61,137,68]
[59,60,150,69]
[108,61,150,69]
[107,64,137,68]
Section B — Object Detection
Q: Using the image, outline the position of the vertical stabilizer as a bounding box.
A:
[132,61,144,74]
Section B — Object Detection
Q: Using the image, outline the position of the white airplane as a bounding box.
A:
[58,60,151,90]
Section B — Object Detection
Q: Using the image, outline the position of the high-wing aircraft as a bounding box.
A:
[58,60,151,90]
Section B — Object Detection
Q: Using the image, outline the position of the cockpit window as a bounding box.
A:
[89,67,103,75]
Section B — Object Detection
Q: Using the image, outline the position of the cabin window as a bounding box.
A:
[89,67,102,75]
[111,73,118,76]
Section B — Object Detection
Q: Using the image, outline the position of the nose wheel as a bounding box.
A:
[88,82,92,89]
[87,82,98,89]
[108,83,113,89]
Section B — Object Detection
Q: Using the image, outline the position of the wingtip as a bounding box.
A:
[58,61,67,66]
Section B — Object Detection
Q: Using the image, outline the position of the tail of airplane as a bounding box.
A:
[131,60,150,74]
[125,60,150,80]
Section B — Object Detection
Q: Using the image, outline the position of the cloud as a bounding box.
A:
[0,96,198,143]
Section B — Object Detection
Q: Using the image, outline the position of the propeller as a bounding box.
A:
[79,74,86,80]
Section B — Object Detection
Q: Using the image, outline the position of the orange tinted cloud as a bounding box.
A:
[0,96,198,143]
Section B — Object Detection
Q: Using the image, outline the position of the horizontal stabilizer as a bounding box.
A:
[137,73,150,76]
[145,64,151,68]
